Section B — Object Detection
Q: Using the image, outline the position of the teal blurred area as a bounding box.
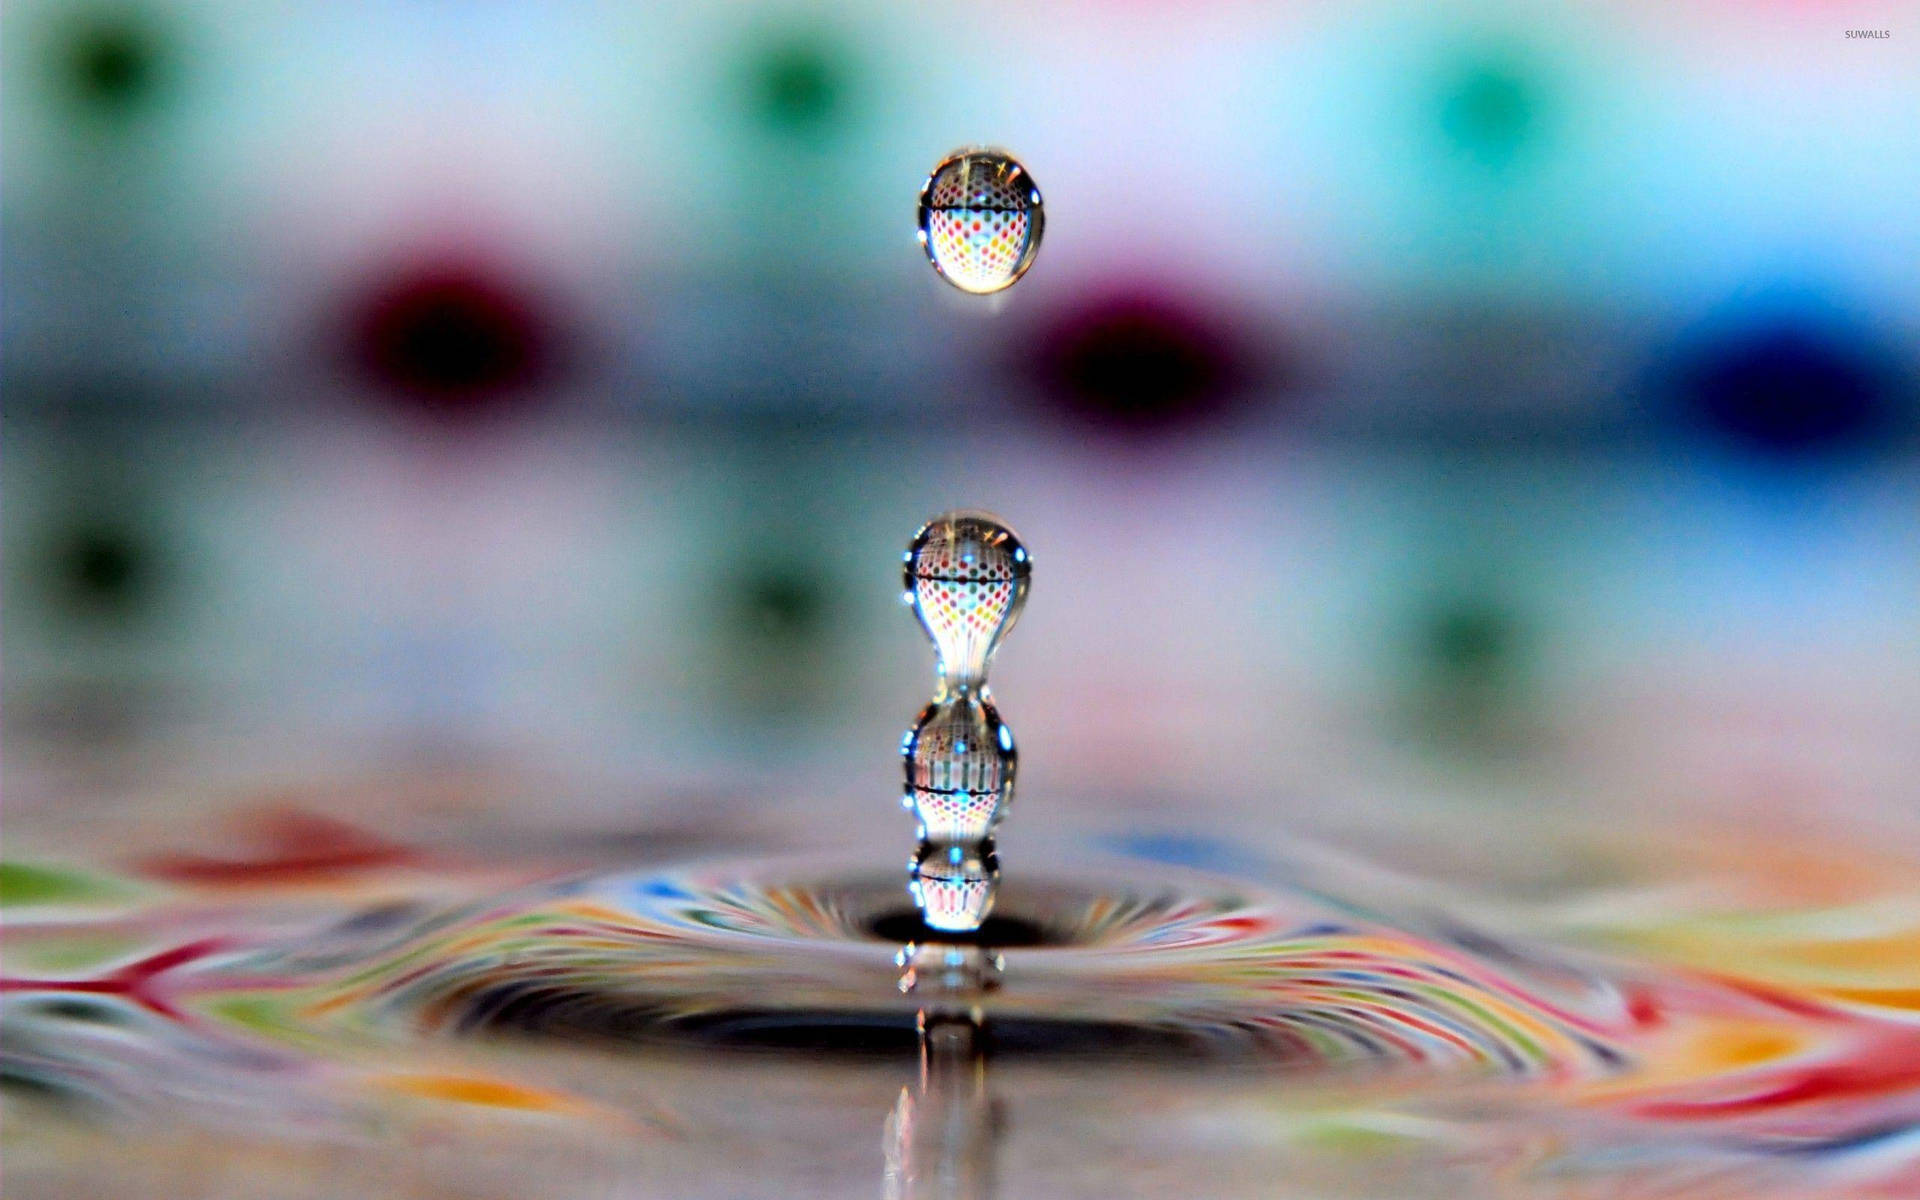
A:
[4,0,1917,854]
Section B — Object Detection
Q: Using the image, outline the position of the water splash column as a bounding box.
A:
[900,511,1030,934]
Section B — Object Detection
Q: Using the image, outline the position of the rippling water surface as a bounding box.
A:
[8,807,1920,1198]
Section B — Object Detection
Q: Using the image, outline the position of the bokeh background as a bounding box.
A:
[6,0,1918,878]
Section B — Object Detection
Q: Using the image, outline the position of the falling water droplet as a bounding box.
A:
[908,841,1001,934]
[904,697,1016,842]
[916,149,1044,295]
[904,511,1030,697]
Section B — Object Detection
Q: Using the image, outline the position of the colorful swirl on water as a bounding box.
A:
[7,842,1920,1193]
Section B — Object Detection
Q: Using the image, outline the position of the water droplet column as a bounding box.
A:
[901,511,1030,934]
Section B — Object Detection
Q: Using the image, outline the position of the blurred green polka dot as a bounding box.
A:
[43,514,162,623]
[1424,598,1519,687]
[1397,588,1537,754]
[736,27,857,139]
[1436,54,1542,169]
[730,568,829,642]
[48,8,172,120]
[704,556,849,724]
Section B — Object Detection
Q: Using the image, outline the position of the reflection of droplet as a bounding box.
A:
[888,943,1001,1198]
[908,842,1000,934]
[904,511,1030,697]
[916,150,1044,295]
[904,697,1016,843]
[895,942,1003,998]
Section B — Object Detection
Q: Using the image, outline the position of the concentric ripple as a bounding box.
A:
[12,839,1920,1195]
[228,859,1640,1078]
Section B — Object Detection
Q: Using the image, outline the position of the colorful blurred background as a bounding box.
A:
[8,4,1920,1197]
[5,0,1917,872]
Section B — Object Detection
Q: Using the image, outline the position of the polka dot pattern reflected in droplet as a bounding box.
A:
[905,696,1015,842]
[917,149,1044,295]
[904,511,1030,692]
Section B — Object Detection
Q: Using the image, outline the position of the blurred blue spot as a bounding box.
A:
[635,878,691,903]
[1663,309,1905,460]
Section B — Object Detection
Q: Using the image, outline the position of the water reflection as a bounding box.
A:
[886,942,1005,1200]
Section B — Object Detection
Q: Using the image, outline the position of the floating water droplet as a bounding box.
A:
[903,697,1015,842]
[908,842,1000,933]
[916,149,1044,295]
[904,511,1030,698]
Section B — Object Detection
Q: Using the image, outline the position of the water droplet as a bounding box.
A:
[904,697,1016,842]
[916,149,1044,295]
[901,512,1030,936]
[908,841,1000,934]
[904,511,1030,697]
